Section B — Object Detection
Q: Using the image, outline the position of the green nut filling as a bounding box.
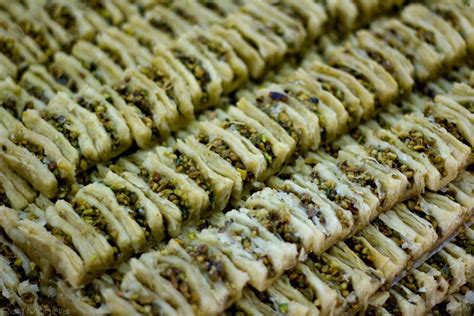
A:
[112,186,152,241]
[115,77,160,138]
[288,270,320,304]
[397,129,446,176]
[198,134,254,184]
[45,3,76,32]
[311,257,355,300]
[406,199,443,236]
[0,37,24,64]
[221,120,275,165]
[161,267,199,303]
[175,150,214,208]
[173,50,210,104]
[77,96,121,149]
[73,199,120,259]
[373,218,405,248]
[141,169,190,221]
[367,147,414,186]
[255,95,302,144]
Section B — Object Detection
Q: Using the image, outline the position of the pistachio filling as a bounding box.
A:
[49,65,78,92]
[161,267,199,303]
[319,79,346,104]
[383,294,401,316]
[76,96,120,149]
[255,93,302,143]
[140,66,177,104]
[41,111,89,172]
[41,112,79,148]
[1,242,38,282]
[78,60,105,83]
[334,65,376,95]
[463,100,474,113]
[22,80,49,103]
[398,274,419,293]
[10,136,71,198]
[311,257,355,299]
[406,199,443,236]
[1,97,33,117]
[287,88,331,136]
[374,29,410,57]
[250,207,302,248]
[339,161,382,202]
[198,134,253,184]
[46,224,75,252]
[235,227,276,278]
[45,3,76,33]
[112,187,152,241]
[173,50,210,103]
[367,50,394,73]
[433,9,460,31]
[396,129,446,176]
[114,78,160,138]
[433,116,468,145]
[427,254,453,283]
[100,46,126,69]
[412,26,436,47]
[18,21,50,52]
[182,243,226,283]
[367,147,415,187]
[148,17,174,36]
[345,239,377,270]
[221,120,275,165]
[196,36,229,62]
[197,0,226,17]
[173,8,198,24]
[284,190,320,225]
[140,169,190,221]
[452,230,473,256]
[73,199,120,260]
[0,37,24,64]
[174,150,214,208]
[81,282,105,308]
[310,174,360,219]
[373,218,405,248]
[288,270,320,304]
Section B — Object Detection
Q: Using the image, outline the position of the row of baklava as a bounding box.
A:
[226,206,472,316]
[2,59,472,226]
[0,69,472,260]
[0,0,412,82]
[0,83,472,296]
[365,224,473,315]
[2,170,469,316]
[0,0,244,77]
[2,1,469,128]
[1,2,473,208]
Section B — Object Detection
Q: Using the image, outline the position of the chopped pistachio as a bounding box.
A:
[221,120,275,165]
